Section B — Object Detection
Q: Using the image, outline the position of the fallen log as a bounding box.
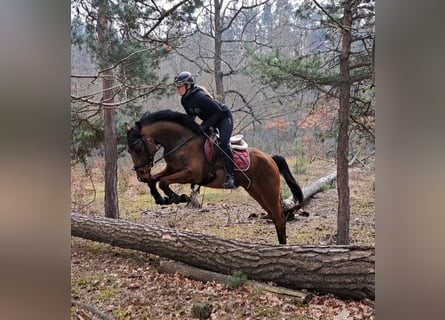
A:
[71,213,374,300]
[282,171,336,219]
[302,171,337,201]
[283,171,337,209]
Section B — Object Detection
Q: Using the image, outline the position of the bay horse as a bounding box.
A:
[125,110,303,244]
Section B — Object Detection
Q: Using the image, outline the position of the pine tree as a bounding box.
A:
[248,0,375,244]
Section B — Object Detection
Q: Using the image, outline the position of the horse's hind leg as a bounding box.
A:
[247,186,287,244]
[269,202,287,245]
[264,199,287,244]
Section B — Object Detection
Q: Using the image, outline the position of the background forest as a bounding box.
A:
[71,0,374,160]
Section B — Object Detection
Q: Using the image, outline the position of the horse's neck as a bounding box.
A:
[145,122,194,149]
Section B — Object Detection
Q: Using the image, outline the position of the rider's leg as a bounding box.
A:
[217,116,236,189]
[222,144,236,189]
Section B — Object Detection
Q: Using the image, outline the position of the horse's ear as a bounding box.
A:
[124,122,131,132]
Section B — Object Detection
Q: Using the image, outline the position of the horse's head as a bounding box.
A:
[125,122,158,183]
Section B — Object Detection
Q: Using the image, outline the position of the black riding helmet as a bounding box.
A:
[174,71,195,87]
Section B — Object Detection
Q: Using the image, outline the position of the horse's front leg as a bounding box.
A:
[146,166,173,205]
[146,179,171,205]
[158,169,193,204]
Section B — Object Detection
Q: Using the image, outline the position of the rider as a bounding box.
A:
[174,71,236,189]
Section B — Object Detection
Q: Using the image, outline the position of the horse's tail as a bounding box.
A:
[272,155,304,206]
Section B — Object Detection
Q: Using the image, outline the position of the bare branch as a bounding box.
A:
[312,0,347,32]
[142,0,191,39]
[221,0,268,33]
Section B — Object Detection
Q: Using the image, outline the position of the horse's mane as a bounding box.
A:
[136,109,200,134]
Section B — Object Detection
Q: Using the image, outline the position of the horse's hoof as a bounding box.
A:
[180,194,190,203]
[156,197,171,205]
[163,196,172,204]
[171,195,182,204]
[298,210,310,217]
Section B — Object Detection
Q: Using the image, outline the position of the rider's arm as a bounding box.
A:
[198,95,227,131]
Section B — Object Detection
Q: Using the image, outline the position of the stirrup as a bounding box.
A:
[223,175,236,189]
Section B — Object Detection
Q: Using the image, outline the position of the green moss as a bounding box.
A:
[226,271,248,289]
[97,287,122,302]
[254,305,279,317]
[112,307,133,320]
[75,273,104,288]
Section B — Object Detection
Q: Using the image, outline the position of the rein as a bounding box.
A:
[133,158,153,171]
[153,135,196,165]
[133,135,196,171]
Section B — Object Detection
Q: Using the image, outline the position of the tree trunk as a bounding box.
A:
[337,0,353,244]
[71,213,374,300]
[97,1,119,219]
[213,0,225,103]
[102,71,119,219]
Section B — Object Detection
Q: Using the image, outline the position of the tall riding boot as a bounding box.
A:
[223,149,236,189]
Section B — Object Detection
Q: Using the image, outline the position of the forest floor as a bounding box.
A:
[71,158,375,319]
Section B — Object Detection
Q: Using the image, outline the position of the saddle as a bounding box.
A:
[204,132,250,171]
[230,134,248,150]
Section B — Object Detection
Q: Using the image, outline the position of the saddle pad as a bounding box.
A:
[233,149,250,171]
[204,139,216,162]
[204,139,250,171]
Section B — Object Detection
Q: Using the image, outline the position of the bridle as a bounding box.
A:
[130,137,159,172]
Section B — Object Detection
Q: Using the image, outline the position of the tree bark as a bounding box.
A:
[102,70,119,219]
[337,0,353,244]
[71,213,374,300]
[97,1,119,219]
[213,0,225,103]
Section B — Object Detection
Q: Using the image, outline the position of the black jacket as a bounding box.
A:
[181,86,230,131]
